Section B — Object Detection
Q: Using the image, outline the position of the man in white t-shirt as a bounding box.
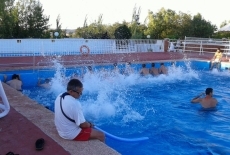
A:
[54,79,105,142]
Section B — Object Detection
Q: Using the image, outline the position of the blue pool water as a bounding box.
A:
[3,60,230,155]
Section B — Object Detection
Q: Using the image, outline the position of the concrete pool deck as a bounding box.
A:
[0,83,120,155]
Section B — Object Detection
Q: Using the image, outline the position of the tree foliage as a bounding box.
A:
[74,14,110,39]
[191,13,216,38]
[15,0,49,38]
[0,0,49,38]
[144,8,217,39]
[0,0,17,38]
[114,24,131,39]
[0,2,228,39]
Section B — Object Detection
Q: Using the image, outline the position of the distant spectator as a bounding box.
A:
[176,38,181,47]
[4,74,22,91]
[175,38,182,52]
[168,42,175,52]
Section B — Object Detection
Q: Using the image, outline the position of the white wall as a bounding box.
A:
[0,39,164,56]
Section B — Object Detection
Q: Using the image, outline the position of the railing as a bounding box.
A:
[0,39,164,69]
[1,38,229,70]
[169,37,230,58]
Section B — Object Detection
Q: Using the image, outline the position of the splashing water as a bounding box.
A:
[45,61,200,124]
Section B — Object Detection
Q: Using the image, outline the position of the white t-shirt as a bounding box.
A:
[54,93,86,140]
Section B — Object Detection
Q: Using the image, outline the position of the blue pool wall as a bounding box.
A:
[1,60,230,89]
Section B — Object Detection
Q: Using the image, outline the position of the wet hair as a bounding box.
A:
[88,66,92,71]
[67,79,83,91]
[11,74,19,80]
[217,48,223,52]
[205,88,213,95]
[126,62,131,65]
[45,78,51,83]
[16,74,20,80]
[151,63,155,67]
[142,64,146,68]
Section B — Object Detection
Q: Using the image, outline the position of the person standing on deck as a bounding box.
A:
[54,79,105,142]
[210,48,223,70]
[191,88,218,108]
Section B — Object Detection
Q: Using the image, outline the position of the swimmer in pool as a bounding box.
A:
[191,88,218,108]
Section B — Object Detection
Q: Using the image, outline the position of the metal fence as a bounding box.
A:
[169,37,230,56]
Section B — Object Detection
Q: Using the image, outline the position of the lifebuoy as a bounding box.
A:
[80,45,90,55]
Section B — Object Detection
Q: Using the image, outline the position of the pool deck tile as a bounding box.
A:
[0,106,70,155]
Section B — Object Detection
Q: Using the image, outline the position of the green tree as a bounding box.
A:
[74,14,108,39]
[144,8,179,39]
[144,8,217,39]
[54,14,66,38]
[104,21,129,39]
[0,0,16,38]
[220,20,228,28]
[177,12,193,38]
[114,24,131,39]
[191,13,216,38]
[15,0,49,38]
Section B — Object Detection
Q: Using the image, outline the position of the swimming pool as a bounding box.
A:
[12,61,230,154]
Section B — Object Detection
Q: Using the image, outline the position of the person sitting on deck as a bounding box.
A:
[149,63,159,76]
[139,64,150,76]
[54,79,105,142]
[158,63,168,75]
[210,48,223,70]
[4,74,22,91]
[191,88,218,109]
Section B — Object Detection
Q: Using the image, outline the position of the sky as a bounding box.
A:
[38,0,229,29]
